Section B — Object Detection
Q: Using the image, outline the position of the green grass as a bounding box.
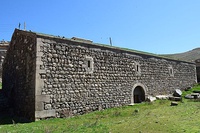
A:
[1,86,200,133]
[182,84,200,97]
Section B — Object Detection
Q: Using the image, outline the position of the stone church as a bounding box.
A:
[2,29,197,121]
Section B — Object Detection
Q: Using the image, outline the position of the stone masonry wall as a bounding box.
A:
[2,29,197,120]
[35,35,197,118]
[0,41,9,82]
[2,30,36,121]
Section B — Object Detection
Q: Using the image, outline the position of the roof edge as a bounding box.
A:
[14,29,195,64]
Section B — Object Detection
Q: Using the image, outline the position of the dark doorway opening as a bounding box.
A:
[134,86,145,103]
[196,66,200,83]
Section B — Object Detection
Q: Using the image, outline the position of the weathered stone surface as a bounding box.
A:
[35,110,56,119]
[191,93,200,99]
[156,95,169,100]
[169,96,182,101]
[171,101,178,106]
[185,94,194,99]
[173,89,182,97]
[2,30,36,121]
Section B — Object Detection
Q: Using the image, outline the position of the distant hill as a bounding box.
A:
[161,48,200,63]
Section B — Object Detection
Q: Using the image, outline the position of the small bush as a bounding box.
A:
[132,108,139,116]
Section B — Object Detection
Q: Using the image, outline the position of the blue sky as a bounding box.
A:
[0,0,200,54]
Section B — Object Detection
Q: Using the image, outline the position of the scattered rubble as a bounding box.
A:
[156,95,169,100]
[146,96,156,102]
[147,88,200,106]
[184,89,200,99]
[184,94,194,99]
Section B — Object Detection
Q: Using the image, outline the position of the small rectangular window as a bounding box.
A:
[168,66,174,77]
[85,56,94,73]
[135,62,141,76]
[136,65,139,72]
[170,69,173,75]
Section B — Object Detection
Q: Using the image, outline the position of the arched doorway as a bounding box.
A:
[131,83,147,104]
[133,86,145,103]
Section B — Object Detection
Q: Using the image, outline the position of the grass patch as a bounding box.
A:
[1,86,200,132]
[182,84,200,96]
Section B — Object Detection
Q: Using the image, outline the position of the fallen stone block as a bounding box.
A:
[193,90,200,93]
[185,87,192,91]
[156,95,169,100]
[173,89,182,97]
[184,94,194,99]
[171,101,178,106]
[191,93,200,99]
[146,96,156,102]
[169,96,182,101]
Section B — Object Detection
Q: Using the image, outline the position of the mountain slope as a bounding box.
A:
[161,48,200,62]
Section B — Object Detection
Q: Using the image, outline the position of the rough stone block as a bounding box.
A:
[171,101,178,106]
[156,95,169,100]
[36,95,51,102]
[35,102,44,111]
[146,96,156,102]
[35,110,56,119]
[173,89,182,97]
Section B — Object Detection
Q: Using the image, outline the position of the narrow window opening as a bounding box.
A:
[136,65,139,72]
[168,66,174,77]
[135,62,141,76]
[87,60,91,68]
[170,69,173,75]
